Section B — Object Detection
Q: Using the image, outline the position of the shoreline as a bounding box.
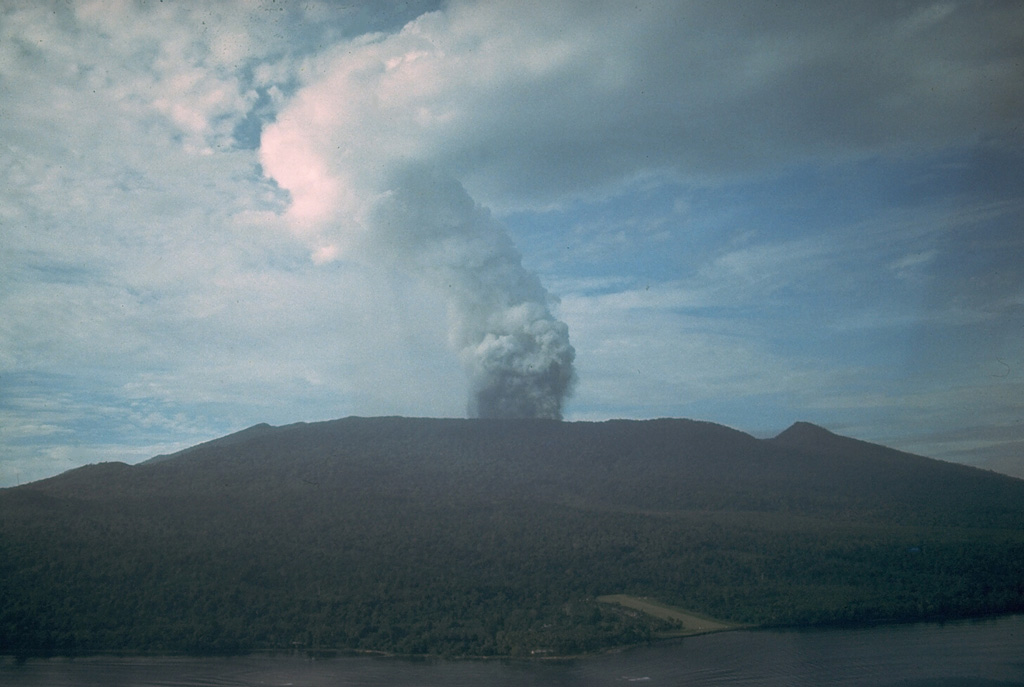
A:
[4,610,1022,665]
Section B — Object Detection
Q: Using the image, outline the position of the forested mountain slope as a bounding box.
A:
[3,417,1023,658]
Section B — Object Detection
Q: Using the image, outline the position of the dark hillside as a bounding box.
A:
[2,417,1023,659]
[770,421,1024,527]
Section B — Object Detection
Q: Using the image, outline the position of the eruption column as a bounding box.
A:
[368,166,575,419]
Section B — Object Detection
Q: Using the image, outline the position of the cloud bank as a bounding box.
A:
[265,0,1022,209]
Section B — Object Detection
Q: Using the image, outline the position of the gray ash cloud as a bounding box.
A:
[368,166,575,419]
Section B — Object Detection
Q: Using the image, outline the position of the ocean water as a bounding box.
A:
[3,615,1022,686]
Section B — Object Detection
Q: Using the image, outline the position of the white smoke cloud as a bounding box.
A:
[259,27,580,417]
[263,160,576,418]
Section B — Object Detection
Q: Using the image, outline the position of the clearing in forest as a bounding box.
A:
[597,595,741,636]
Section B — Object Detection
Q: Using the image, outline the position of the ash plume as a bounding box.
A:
[256,9,583,419]
[368,167,575,419]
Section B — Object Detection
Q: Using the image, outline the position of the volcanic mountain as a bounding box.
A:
[2,417,1022,658]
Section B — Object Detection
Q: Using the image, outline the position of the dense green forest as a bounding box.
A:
[2,417,1023,659]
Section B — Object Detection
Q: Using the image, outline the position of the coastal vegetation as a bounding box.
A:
[2,417,1023,659]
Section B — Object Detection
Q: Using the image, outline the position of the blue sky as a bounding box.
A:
[2,1,1022,486]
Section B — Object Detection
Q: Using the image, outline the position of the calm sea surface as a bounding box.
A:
[4,615,1022,686]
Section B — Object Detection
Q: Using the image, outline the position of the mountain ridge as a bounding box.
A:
[143,422,280,465]
[21,416,1022,528]
[118,416,1015,484]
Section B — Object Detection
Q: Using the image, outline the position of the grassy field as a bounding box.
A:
[597,595,741,637]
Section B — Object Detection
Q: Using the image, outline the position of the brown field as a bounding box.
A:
[597,595,741,636]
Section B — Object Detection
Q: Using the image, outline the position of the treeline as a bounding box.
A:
[2,417,1023,659]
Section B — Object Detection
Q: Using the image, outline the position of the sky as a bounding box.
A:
[2,0,1023,487]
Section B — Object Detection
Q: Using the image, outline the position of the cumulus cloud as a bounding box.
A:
[0,1,466,483]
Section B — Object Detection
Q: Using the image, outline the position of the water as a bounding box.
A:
[3,615,1022,686]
